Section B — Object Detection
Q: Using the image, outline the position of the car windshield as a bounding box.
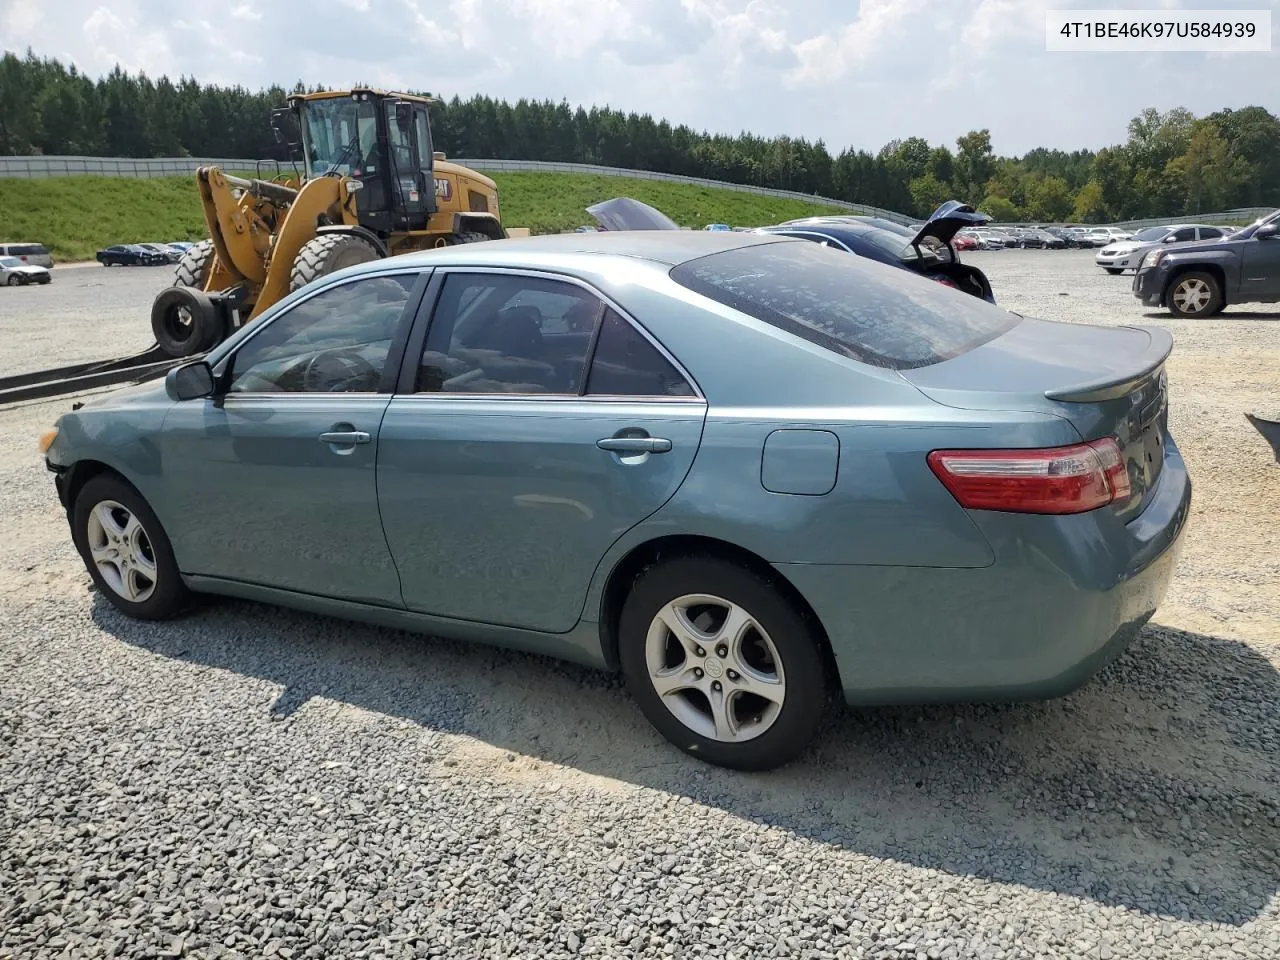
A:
[1225,209,1280,239]
[1132,227,1168,242]
[669,239,1019,370]
[0,257,21,267]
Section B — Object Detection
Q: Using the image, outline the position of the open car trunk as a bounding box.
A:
[902,317,1173,522]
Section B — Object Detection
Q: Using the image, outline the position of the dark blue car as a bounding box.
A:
[759,201,997,303]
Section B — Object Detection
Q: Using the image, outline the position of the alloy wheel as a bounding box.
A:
[644,593,786,743]
[86,499,158,603]
[1172,277,1211,314]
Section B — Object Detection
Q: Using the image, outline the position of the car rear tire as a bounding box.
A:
[1166,271,1224,318]
[618,556,828,771]
[1104,267,1122,275]
[71,474,191,620]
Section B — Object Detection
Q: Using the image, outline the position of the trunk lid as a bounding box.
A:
[902,317,1173,521]
[911,201,992,252]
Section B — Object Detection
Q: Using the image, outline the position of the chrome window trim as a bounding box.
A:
[409,265,706,403]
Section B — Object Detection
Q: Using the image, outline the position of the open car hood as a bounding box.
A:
[586,197,680,231]
[911,201,991,248]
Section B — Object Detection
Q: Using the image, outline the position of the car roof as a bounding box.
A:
[387,229,781,270]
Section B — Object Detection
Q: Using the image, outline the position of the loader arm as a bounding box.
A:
[247,176,358,321]
[196,166,275,286]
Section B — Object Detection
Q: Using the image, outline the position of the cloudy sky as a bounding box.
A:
[2,0,1276,156]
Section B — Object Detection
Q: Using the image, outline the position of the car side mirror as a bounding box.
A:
[1256,224,1278,239]
[165,360,215,402]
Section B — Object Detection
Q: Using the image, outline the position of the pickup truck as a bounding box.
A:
[1133,209,1280,317]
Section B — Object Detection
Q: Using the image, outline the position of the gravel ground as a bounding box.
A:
[0,263,166,374]
[1,249,1277,959]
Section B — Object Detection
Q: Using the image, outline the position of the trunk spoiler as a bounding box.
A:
[1043,325,1174,402]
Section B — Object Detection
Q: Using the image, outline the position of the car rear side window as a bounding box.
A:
[586,309,694,397]
[668,240,1019,370]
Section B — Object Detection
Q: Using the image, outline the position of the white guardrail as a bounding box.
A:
[1,154,1270,230]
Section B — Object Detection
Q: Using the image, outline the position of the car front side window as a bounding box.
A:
[416,273,605,395]
[227,273,418,394]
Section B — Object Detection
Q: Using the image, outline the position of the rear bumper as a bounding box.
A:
[778,435,1191,706]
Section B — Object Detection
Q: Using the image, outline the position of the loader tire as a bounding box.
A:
[289,234,382,293]
[448,231,494,244]
[172,240,214,290]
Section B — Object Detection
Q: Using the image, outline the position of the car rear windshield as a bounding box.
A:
[668,239,1020,370]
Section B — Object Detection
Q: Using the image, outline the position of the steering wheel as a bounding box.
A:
[301,348,378,392]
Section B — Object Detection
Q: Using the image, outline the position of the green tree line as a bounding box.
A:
[3,50,1278,222]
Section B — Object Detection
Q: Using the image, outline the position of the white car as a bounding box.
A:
[1083,226,1132,247]
[0,255,51,286]
[969,230,1006,250]
[1095,224,1231,274]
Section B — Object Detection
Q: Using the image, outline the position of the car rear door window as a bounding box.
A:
[669,239,1019,370]
[586,308,695,397]
[1197,227,1224,240]
[228,274,417,393]
[416,273,604,394]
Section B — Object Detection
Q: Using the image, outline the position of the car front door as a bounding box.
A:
[1240,224,1280,299]
[377,269,707,633]
[158,269,427,606]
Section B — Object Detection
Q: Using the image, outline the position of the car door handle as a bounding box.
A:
[318,430,371,445]
[597,436,671,454]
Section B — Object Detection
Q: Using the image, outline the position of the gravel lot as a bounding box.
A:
[1,249,1277,959]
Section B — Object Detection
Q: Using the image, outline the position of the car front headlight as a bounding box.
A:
[1145,248,1166,267]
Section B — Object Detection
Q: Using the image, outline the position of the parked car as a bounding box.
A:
[166,241,197,255]
[1133,208,1280,317]
[1061,227,1097,248]
[1096,224,1229,274]
[1026,228,1066,249]
[758,200,996,302]
[0,255,52,286]
[0,242,53,268]
[141,242,182,263]
[703,224,732,232]
[969,230,1006,250]
[96,244,169,267]
[42,230,1190,770]
[952,233,978,252]
[1084,227,1132,247]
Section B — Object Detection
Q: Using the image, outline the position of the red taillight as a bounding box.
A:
[933,277,959,288]
[927,438,1130,515]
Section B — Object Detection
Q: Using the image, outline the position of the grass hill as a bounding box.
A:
[0,171,849,262]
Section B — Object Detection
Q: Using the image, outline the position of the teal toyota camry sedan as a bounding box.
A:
[41,231,1191,770]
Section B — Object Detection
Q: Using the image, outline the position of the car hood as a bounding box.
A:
[586,197,680,231]
[7,265,47,273]
[911,201,991,248]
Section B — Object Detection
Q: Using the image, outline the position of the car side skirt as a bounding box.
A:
[181,575,609,670]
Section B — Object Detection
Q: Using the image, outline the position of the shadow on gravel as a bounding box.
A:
[99,598,1280,926]
[1141,310,1280,321]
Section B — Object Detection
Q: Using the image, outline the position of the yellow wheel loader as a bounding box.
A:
[151,89,505,357]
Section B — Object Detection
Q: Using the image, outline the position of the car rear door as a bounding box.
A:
[376,268,707,633]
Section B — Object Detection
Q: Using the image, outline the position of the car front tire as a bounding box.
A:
[1166,270,1224,318]
[618,556,829,771]
[71,474,191,620]
[1104,267,1123,275]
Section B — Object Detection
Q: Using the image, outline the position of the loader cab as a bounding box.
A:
[290,90,438,235]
